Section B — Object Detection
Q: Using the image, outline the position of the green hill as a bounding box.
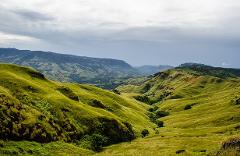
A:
[112,64,240,155]
[0,48,139,89]
[0,64,155,155]
[0,63,239,155]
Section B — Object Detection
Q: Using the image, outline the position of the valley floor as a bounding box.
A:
[0,128,237,156]
[97,128,236,156]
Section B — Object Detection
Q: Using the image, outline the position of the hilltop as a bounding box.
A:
[0,48,139,89]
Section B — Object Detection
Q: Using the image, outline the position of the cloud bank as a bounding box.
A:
[0,0,240,67]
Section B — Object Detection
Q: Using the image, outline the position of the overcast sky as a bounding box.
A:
[0,0,240,67]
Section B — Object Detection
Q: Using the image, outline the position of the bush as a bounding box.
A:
[141,129,149,138]
[90,99,106,109]
[156,120,164,128]
[91,134,108,151]
[57,86,79,101]
[236,98,240,105]
[112,89,121,95]
[79,134,108,152]
[217,137,240,156]
[148,106,158,112]
[147,112,157,123]
[221,137,240,150]
[176,150,185,154]
[141,83,152,93]
[155,111,169,118]
[134,96,151,104]
[184,104,192,110]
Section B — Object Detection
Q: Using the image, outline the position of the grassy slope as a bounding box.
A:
[100,68,240,155]
[0,64,155,155]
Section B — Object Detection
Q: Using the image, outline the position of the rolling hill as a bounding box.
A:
[113,63,240,155]
[0,63,155,155]
[0,48,139,89]
[0,63,239,155]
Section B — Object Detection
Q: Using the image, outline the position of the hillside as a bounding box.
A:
[0,64,155,155]
[113,64,240,155]
[0,63,240,155]
[0,48,138,89]
[135,65,174,75]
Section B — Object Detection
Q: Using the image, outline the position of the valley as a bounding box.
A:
[0,62,239,155]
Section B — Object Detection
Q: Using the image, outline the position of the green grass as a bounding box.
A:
[0,64,240,155]
[0,140,94,156]
[110,68,240,155]
[0,64,155,154]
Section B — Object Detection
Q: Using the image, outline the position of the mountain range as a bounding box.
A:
[0,48,140,89]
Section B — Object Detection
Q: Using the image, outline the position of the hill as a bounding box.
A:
[135,65,174,75]
[0,63,239,155]
[113,64,240,155]
[0,64,155,155]
[0,48,138,89]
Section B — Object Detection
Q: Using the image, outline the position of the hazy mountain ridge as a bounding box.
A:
[0,48,139,89]
[135,65,174,75]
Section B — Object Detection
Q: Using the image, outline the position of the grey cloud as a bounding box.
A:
[0,1,240,68]
[13,9,54,21]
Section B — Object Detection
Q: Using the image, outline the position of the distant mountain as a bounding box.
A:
[0,48,139,89]
[135,65,174,75]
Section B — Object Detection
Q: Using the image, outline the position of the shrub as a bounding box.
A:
[90,99,106,109]
[112,89,121,95]
[141,129,149,138]
[91,134,108,151]
[184,104,192,110]
[236,98,240,105]
[57,86,79,101]
[176,150,185,154]
[134,95,151,104]
[79,134,108,152]
[156,120,164,128]
[217,137,240,156]
[147,112,157,123]
[141,83,152,93]
[27,70,45,80]
[155,111,169,118]
[148,106,158,112]
[221,137,240,150]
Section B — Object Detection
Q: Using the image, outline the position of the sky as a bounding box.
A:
[0,0,240,67]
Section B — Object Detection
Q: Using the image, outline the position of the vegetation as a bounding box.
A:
[0,64,155,155]
[184,104,192,110]
[107,64,240,155]
[0,48,139,89]
[217,136,240,156]
[141,129,149,138]
[0,63,240,155]
[156,120,164,128]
